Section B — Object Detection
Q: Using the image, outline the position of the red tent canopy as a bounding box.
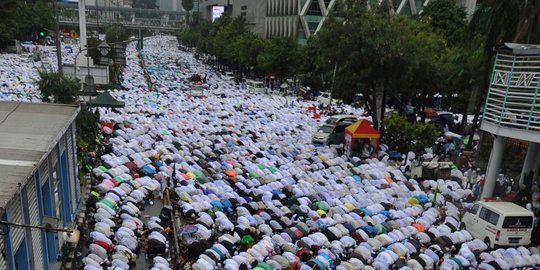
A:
[345,119,380,139]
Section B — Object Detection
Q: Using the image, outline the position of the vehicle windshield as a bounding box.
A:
[318,125,334,133]
[191,86,204,91]
[325,117,339,125]
[253,82,264,88]
[502,216,533,228]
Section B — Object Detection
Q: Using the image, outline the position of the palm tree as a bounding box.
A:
[513,0,540,44]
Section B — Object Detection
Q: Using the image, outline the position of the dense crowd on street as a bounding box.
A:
[2,35,540,270]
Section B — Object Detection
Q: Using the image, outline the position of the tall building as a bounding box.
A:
[159,0,180,11]
[266,0,334,44]
[198,0,478,43]
[232,0,267,38]
[265,0,478,44]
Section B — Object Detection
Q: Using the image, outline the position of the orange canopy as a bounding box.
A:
[345,119,380,139]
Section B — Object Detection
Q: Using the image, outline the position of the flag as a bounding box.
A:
[432,183,439,206]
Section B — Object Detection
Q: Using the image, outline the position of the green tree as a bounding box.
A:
[383,115,441,153]
[513,1,540,44]
[182,0,194,12]
[419,0,468,46]
[444,35,485,132]
[87,37,103,64]
[106,24,130,43]
[76,108,98,155]
[182,0,194,26]
[233,32,265,70]
[210,17,245,62]
[37,71,80,104]
[312,0,449,130]
[256,37,302,78]
[0,0,54,48]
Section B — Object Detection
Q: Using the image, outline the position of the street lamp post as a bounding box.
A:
[74,42,111,104]
[52,0,63,75]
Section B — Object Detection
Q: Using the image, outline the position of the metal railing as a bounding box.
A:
[482,53,540,131]
[56,3,185,30]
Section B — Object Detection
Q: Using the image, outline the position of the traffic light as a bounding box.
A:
[39,31,45,37]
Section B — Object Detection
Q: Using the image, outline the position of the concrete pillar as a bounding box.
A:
[533,149,540,181]
[520,142,540,186]
[481,135,506,199]
[78,0,87,49]
[77,0,93,67]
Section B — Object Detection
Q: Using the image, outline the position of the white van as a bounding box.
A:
[246,80,266,94]
[6,40,23,54]
[317,92,342,105]
[462,201,534,248]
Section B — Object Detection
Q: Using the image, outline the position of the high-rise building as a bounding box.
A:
[265,0,478,44]
[198,0,478,43]
[232,0,267,38]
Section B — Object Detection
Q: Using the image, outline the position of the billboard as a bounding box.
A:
[212,6,225,22]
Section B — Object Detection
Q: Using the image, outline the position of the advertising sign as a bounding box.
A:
[212,6,225,22]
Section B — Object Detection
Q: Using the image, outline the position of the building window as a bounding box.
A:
[307,1,322,16]
[241,12,247,17]
[241,5,247,10]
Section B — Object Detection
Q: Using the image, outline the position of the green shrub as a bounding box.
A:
[37,71,79,104]
[383,115,441,153]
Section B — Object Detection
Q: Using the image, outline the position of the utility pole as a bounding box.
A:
[330,62,338,106]
[96,0,100,28]
[52,0,63,75]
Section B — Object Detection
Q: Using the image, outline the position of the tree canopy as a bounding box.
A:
[37,71,79,104]
[0,0,54,48]
[419,0,468,46]
[182,0,194,12]
[310,0,450,130]
[106,24,130,43]
[176,17,301,78]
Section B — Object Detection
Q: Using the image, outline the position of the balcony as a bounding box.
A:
[481,43,540,143]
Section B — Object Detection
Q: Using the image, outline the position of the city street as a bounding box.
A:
[2,0,540,269]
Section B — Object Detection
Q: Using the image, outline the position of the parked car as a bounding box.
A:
[222,72,234,81]
[317,92,331,104]
[427,111,457,130]
[246,80,266,94]
[317,92,342,104]
[323,114,358,126]
[462,200,534,248]
[312,120,355,145]
[6,40,23,54]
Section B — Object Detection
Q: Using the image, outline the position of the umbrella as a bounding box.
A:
[280,83,289,89]
[178,224,199,235]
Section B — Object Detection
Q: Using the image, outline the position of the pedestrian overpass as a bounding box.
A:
[57,2,186,32]
[481,43,540,198]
